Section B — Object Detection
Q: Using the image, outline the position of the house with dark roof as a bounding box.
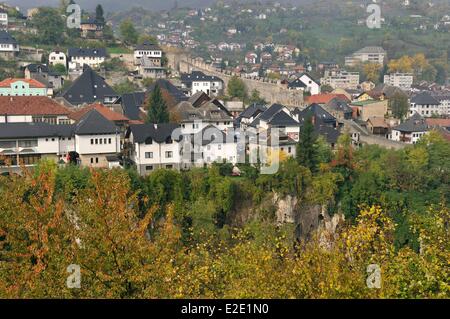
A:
[67,48,107,73]
[80,17,104,39]
[294,103,342,147]
[120,92,146,121]
[236,103,267,128]
[146,79,188,109]
[0,109,121,172]
[134,42,163,66]
[0,30,19,59]
[325,97,353,120]
[390,112,429,144]
[24,63,64,91]
[287,73,320,95]
[409,91,441,117]
[60,65,118,106]
[126,123,182,174]
[180,71,224,97]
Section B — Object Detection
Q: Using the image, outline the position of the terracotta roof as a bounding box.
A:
[425,118,450,128]
[69,103,129,122]
[306,94,350,105]
[0,96,71,115]
[0,78,46,89]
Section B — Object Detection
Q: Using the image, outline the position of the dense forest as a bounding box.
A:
[0,131,448,298]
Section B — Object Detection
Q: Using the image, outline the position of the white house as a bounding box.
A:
[126,123,182,175]
[390,113,429,144]
[245,52,258,64]
[0,30,19,59]
[133,42,163,66]
[0,109,122,173]
[409,91,441,117]
[67,48,106,73]
[180,71,224,97]
[49,50,67,68]
[288,73,320,95]
[0,10,8,27]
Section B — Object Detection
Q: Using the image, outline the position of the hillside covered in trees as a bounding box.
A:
[0,131,448,298]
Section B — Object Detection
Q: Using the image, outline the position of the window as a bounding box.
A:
[96,158,99,164]
[95,139,98,144]
[18,140,38,148]
[90,158,94,164]
[0,141,16,148]
[99,139,102,144]
[108,138,112,144]
[165,151,173,158]
[146,165,153,171]
[166,137,173,144]
[91,139,94,144]
[288,147,292,153]
[145,152,153,159]
[166,165,173,169]
[145,138,153,145]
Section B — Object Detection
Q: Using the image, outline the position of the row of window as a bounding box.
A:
[91,138,113,145]
[145,151,173,159]
[146,164,173,171]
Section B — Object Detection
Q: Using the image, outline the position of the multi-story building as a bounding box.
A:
[0,109,122,173]
[48,50,67,68]
[0,10,8,27]
[80,17,104,39]
[321,70,360,90]
[383,73,414,90]
[345,46,387,67]
[133,42,163,66]
[431,93,450,117]
[287,73,320,95]
[138,55,166,79]
[409,91,442,117]
[180,71,224,97]
[0,30,19,59]
[67,48,107,73]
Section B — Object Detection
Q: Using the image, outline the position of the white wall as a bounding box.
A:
[75,134,119,155]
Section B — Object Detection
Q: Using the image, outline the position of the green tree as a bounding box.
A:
[227,76,247,100]
[248,89,267,105]
[296,116,318,172]
[146,84,169,124]
[32,8,65,45]
[389,92,409,119]
[119,19,139,45]
[95,4,105,24]
[113,79,139,95]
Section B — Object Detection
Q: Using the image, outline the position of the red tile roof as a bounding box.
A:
[69,103,129,122]
[0,78,46,89]
[0,96,71,115]
[306,94,350,105]
[425,118,450,128]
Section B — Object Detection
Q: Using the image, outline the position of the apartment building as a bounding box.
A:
[345,46,387,67]
[321,70,360,90]
[383,73,414,90]
[180,71,224,97]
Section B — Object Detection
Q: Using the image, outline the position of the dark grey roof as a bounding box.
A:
[135,42,162,51]
[315,125,341,144]
[146,79,188,103]
[61,65,117,105]
[259,103,285,121]
[0,123,73,139]
[192,125,236,146]
[127,123,180,144]
[393,113,429,133]
[25,63,49,73]
[268,111,299,126]
[287,78,307,88]
[68,48,107,58]
[121,92,146,120]
[188,91,210,106]
[239,103,267,119]
[181,71,223,84]
[296,104,337,125]
[174,101,233,122]
[75,109,118,135]
[0,31,17,45]
[326,97,353,114]
[411,91,440,105]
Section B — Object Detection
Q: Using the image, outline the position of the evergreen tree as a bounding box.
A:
[95,4,105,24]
[296,115,318,172]
[146,84,169,124]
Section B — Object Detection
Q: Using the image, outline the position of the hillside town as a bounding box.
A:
[0,0,449,302]
[0,1,449,174]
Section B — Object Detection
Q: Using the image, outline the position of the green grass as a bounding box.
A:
[107,47,132,54]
